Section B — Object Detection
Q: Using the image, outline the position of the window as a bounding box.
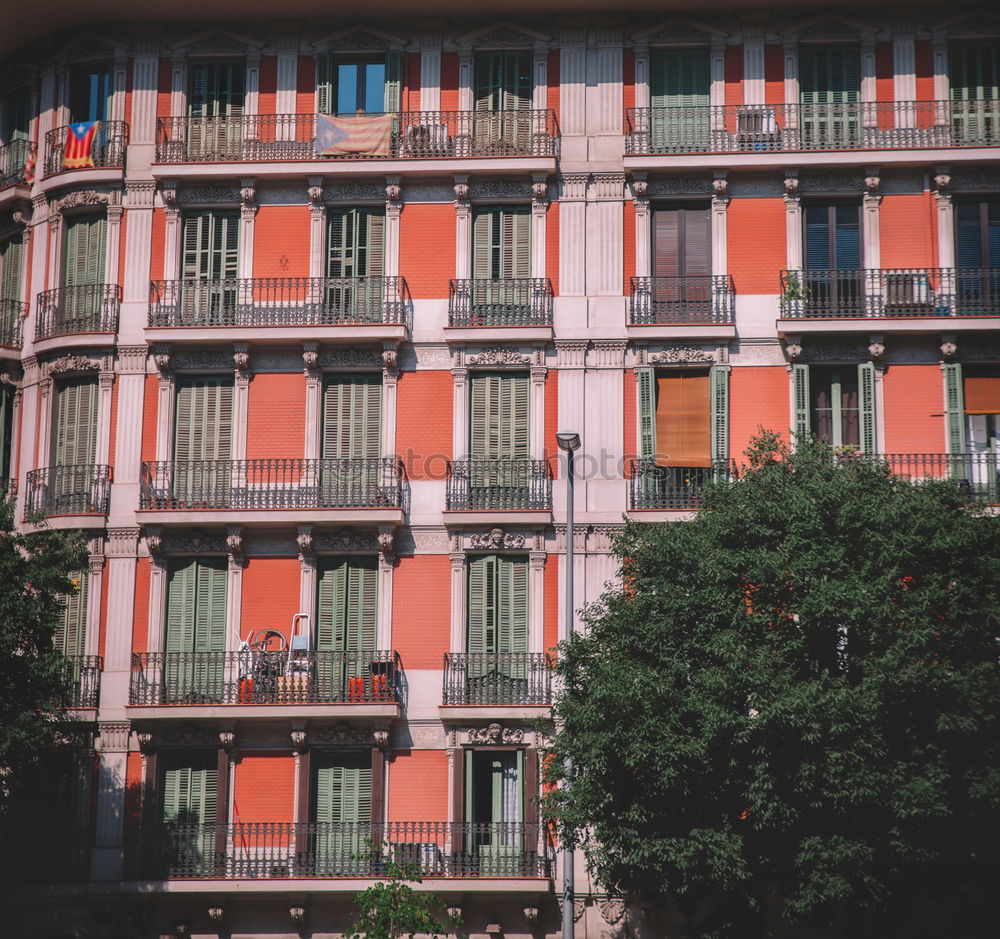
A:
[463,749,536,873]
[803,202,863,314]
[949,42,1000,143]
[792,363,875,452]
[0,383,12,483]
[651,204,711,313]
[649,49,710,148]
[160,755,219,876]
[180,211,239,323]
[0,233,22,344]
[472,206,530,281]
[945,363,1000,462]
[69,63,112,124]
[316,53,401,115]
[954,199,1000,314]
[0,86,31,180]
[326,208,385,320]
[474,52,532,112]
[49,377,99,513]
[55,571,88,659]
[799,44,860,147]
[312,750,374,874]
[172,375,233,506]
[637,367,728,467]
[321,374,381,505]
[186,59,245,159]
[62,213,107,325]
[316,557,378,698]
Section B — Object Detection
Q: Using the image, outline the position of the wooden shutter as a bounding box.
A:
[949,42,1000,101]
[955,201,1000,269]
[793,364,811,440]
[314,752,373,823]
[469,372,529,459]
[799,45,860,104]
[52,378,98,467]
[174,376,233,462]
[501,208,530,279]
[182,212,239,281]
[1,234,23,302]
[858,362,876,453]
[475,52,531,112]
[710,366,729,464]
[964,368,1000,414]
[165,558,198,656]
[162,762,218,824]
[63,214,107,288]
[0,384,12,481]
[383,51,402,112]
[321,374,381,459]
[193,558,227,653]
[944,363,967,453]
[316,557,378,651]
[497,556,528,655]
[472,208,497,280]
[315,54,332,115]
[327,209,384,279]
[649,49,710,109]
[636,367,657,459]
[656,370,712,467]
[55,572,87,657]
[652,207,710,278]
[467,555,491,655]
[189,59,245,118]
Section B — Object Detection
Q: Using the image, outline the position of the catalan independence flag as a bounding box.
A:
[314,113,394,157]
[63,120,100,169]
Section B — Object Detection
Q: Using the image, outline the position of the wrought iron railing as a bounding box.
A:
[625,99,1000,154]
[0,138,31,188]
[35,284,121,339]
[630,275,735,324]
[155,110,559,162]
[449,278,554,327]
[139,458,403,510]
[835,451,1000,505]
[145,821,551,879]
[446,459,552,511]
[24,464,111,517]
[0,298,26,347]
[61,654,102,708]
[629,460,734,510]
[43,121,129,176]
[149,276,407,327]
[130,650,401,706]
[779,267,1000,318]
[442,653,551,705]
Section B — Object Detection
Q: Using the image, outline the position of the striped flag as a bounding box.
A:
[22,145,36,184]
[63,120,100,169]
[314,113,394,157]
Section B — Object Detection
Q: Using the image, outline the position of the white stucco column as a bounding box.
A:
[170,52,187,118]
[96,370,114,470]
[111,53,128,124]
[530,364,547,461]
[784,171,802,270]
[863,170,881,271]
[528,552,545,654]
[633,41,650,110]
[377,552,393,649]
[153,357,175,464]
[91,721,131,881]
[297,529,318,631]
[933,171,955,269]
[85,551,105,659]
[146,551,168,654]
[744,30,765,106]
[238,180,256,280]
[161,182,181,280]
[860,36,877,105]
[451,365,468,460]
[532,45,549,111]
[122,184,157,342]
[385,178,401,279]
[449,553,465,653]
[530,176,548,280]
[783,39,799,108]
[457,51,473,112]
[307,180,326,278]
[633,175,650,278]
[382,350,398,458]
[419,46,442,112]
[232,346,250,462]
[129,46,161,146]
[36,374,53,469]
[712,173,729,277]
[226,534,244,651]
[303,346,321,461]
[558,174,588,296]
[245,53,261,118]
[454,177,471,281]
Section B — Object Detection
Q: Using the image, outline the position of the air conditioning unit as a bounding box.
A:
[735,107,780,150]
[884,273,934,314]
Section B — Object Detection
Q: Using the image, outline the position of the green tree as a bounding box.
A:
[347,857,455,939]
[0,494,87,819]
[545,435,1000,938]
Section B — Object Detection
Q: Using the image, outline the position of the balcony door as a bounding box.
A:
[945,364,1000,499]
[468,371,529,503]
[465,749,523,869]
[649,49,710,150]
[173,375,233,507]
[62,213,107,327]
[321,374,381,505]
[312,751,373,875]
[466,554,528,702]
[955,199,1000,313]
[792,363,876,452]
[0,86,30,183]
[160,757,219,876]
[651,205,711,319]
[69,63,112,124]
[55,572,87,659]
[949,43,1000,143]
[181,211,239,324]
[0,233,22,342]
[316,557,378,700]
[316,54,401,115]
[0,383,12,483]
[50,377,98,513]
[326,208,385,321]
[799,44,859,147]
[474,52,532,151]
[187,58,245,158]
[803,203,862,314]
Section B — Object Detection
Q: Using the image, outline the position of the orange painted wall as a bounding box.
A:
[875,43,893,102]
[548,49,561,127]
[623,200,636,291]
[728,198,786,294]
[725,46,744,107]
[156,58,171,119]
[252,206,310,279]
[258,56,277,115]
[107,382,119,474]
[132,560,150,654]
[246,373,306,459]
[623,368,636,459]
[388,750,448,823]
[730,366,789,466]
[391,555,451,669]
[882,364,946,453]
[124,752,142,841]
[123,62,133,130]
[149,208,165,282]
[544,368,560,469]
[399,203,454,299]
[622,49,635,114]
[234,752,295,824]
[765,45,784,106]
[915,41,935,102]
[98,553,110,660]
[406,51,421,111]
[395,369,452,479]
[544,551,558,652]
[546,201,559,296]
[296,56,315,113]
[240,557,302,643]
[140,374,158,464]
[880,193,936,270]
[440,53,459,112]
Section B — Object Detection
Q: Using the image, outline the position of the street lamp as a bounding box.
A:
[555,431,580,939]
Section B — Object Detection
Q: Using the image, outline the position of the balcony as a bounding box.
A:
[34,284,120,341]
[442,653,551,706]
[629,275,735,326]
[446,459,553,513]
[448,278,553,328]
[0,298,26,349]
[0,138,30,189]
[625,99,1000,156]
[628,460,734,511]
[61,654,102,709]
[779,268,1000,321]
[155,110,559,163]
[24,464,111,519]
[43,121,128,177]
[148,276,407,336]
[143,821,550,881]
[130,650,400,707]
[842,452,1000,505]
[139,458,404,514]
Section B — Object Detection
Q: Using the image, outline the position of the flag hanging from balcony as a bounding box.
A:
[314,113,393,157]
[22,145,36,184]
[63,120,100,169]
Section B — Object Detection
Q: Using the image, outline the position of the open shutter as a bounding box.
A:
[469,373,493,459]
[55,572,87,657]
[53,378,98,466]
[466,555,490,654]
[366,211,385,279]
[505,373,529,459]
[1,234,23,302]
[497,556,528,655]
[315,54,332,115]
[636,367,657,459]
[500,208,531,279]
[793,364,811,441]
[710,366,729,464]
[327,209,353,278]
[344,559,378,651]
[383,51,402,113]
[0,385,13,480]
[858,362,876,453]
[473,209,496,280]
[165,559,197,655]
[182,212,239,281]
[194,558,227,653]
[944,362,967,453]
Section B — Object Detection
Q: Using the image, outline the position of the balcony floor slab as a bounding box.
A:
[627,324,736,340]
[145,324,407,344]
[443,510,553,526]
[128,703,402,721]
[438,705,551,721]
[137,508,404,525]
[776,316,1000,335]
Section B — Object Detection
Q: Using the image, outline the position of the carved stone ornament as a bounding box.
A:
[373,725,390,749]
[573,899,587,921]
[159,724,217,747]
[289,907,306,927]
[468,723,525,745]
[469,178,532,200]
[207,908,224,925]
[290,728,307,752]
[53,190,111,213]
[296,525,314,559]
[712,170,729,199]
[597,899,627,925]
[802,342,868,362]
[784,171,799,198]
[226,527,244,565]
[799,172,864,193]
[940,333,957,360]
[648,176,712,196]
[136,731,155,754]
[469,528,526,551]
[171,350,233,370]
[315,529,380,553]
[784,336,802,362]
[524,906,540,924]
[96,721,131,751]
[868,335,885,361]
[218,728,237,751]
[164,530,227,554]
[144,526,163,557]
[306,176,324,205]
[47,354,100,374]
[152,344,172,373]
[311,723,375,747]
[453,175,469,203]
[232,343,250,373]
[322,182,384,203]
[317,348,383,369]
[466,346,531,367]
[648,346,716,364]
[448,906,464,923]
[302,342,319,372]
[176,185,240,204]
[377,526,395,559]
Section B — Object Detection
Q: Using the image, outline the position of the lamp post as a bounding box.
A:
[555,430,581,939]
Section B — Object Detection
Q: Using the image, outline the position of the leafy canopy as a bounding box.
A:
[545,435,1000,937]
[347,858,454,939]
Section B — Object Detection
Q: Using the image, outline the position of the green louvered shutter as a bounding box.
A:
[1,234,23,303]
[858,362,876,454]
[316,558,377,650]
[793,364,811,441]
[314,752,373,874]
[174,376,234,462]
[709,366,729,465]
[473,207,531,280]
[503,208,531,279]
[315,54,332,115]
[800,45,860,104]
[188,59,245,119]
[0,384,13,482]
[944,362,967,459]
[322,374,381,459]
[162,760,218,876]
[475,52,531,112]
[165,559,197,657]
[469,372,528,459]
[384,51,402,113]
[472,209,494,281]
[165,558,226,702]
[650,49,710,149]
[467,555,490,657]
[63,214,106,288]
[327,208,385,279]
[498,556,528,655]
[182,212,239,282]
[55,572,87,658]
[52,377,98,467]
[636,367,656,459]
[466,555,528,694]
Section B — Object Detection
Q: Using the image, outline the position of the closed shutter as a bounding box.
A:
[174,376,233,462]
[799,45,860,104]
[1,234,23,302]
[469,372,529,459]
[652,207,710,278]
[327,209,384,279]
[955,200,1000,268]
[649,49,710,109]
[467,555,528,655]
[949,43,1000,101]
[316,557,377,652]
[165,557,227,654]
[55,572,87,658]
[472,207,530,280]
[314,752,373,823]
[710,366,729,464]
[467,555,491,655]
[793,364,811,440]
[182,212,239,282]
[188,59,245,118]
[0,384,12,480]
[472,209,495,281]
[474,52,532,112]
[3,86,31,143]
[165,558,197,657]
[858,362,876,453]
[63,214,106,288]
[655,370,712,467]
[52,378,98,467]
[636,367,657,459]
[944,362,967,453]
[315,54,333,115]
[161,762,218,825]
[322,374,381,459]
[383,51,402,113]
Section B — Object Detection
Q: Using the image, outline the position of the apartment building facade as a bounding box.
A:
[1,2,999,936]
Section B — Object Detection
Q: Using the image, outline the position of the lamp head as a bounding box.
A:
[555,431,581,452]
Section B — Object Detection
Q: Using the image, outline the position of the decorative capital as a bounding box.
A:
[868,334,885,362]
[377,525,395,563]
[227,527,244,568]
[450,552,465,573]
[712,169,729,205]
[152,344,172,375]
[207,908,225,925]
[96,721,131,752]
[232,342,251,375]
[145,525,164,558]
[296,524,314,562]
[160,178,179,211]
[529,551,546,571]
[218,726,237,751]
[373,724,390,750]
[864,166,881,202]
[385,175,401,205]
[136,731,155,755]
[784,335,802,362]
[453,173,469,205]
[940,332,957,360]
[289,907,306,927]
[783,169,799,200]
[531,172,549,206]
[290,727,308,753]
[88,553,106,575]
[933,163,951,197]
[302,341,319,374]
[239,177,257,215]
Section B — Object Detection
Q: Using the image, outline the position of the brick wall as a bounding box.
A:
[880,192,936,270]
[391,555,451,668]
[234,751,296,824]
[245,373,306,460]
[882,364,946,453]
[730,365,790,465]
[258,56,277,115]
[240,557,303,643]
[387,750,448,822]
[728,197,786,294]
[725,46,744,107]
[252,206,310,278]
[140,373,158,464]
[399,203,455,299]
[395,369,452,478]
[132,560,150,654]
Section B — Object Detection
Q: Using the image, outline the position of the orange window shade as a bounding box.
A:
[656,370,711,466]
[964,369,1000,414]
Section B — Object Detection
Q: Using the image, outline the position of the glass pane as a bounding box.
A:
[364,63,385,113]
[337,64,360,114]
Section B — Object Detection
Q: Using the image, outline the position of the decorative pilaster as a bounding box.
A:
[862,168,881,271]
[784,170,802,270]
[419,40,442,112]
[153,345,175,462]
[530,361,548,460]
[449,552,465,653]
[530,174,548,280]
[123,183,157,314]
[96,368,115,474]
[933,167,954,269]
[238,179,257,280]
[532,43,549,112]
[860,35,877,105]
[160,179,181,280]
[127,44,161,146]
[226,528,244,651]
[711,171,729,277]
[232,343,251,462]
[170,52,187,118]
[783,38,798,109]
[453,175,471,280]
[245,54,261,117]
[275,36,299,125]
[743,26,765,106]
[307,177,326,278]
[632,173,650,278]
[297,525,318,628]
[303,342,321,460]
[528,551,546,654]
[559,174,589,296]
[92,720,131,880]
[377,529,394,650]
[457,50,473,112]
[632,39,650,110]
[85,549,106,659]
[145,527,167,654]
[385,176,402,279]
[451,363,468,460]
[103,528,140,673]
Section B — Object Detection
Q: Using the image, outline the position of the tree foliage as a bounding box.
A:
[0,495,87,818]
[545,435,1000,938]
[347,858,455,939]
